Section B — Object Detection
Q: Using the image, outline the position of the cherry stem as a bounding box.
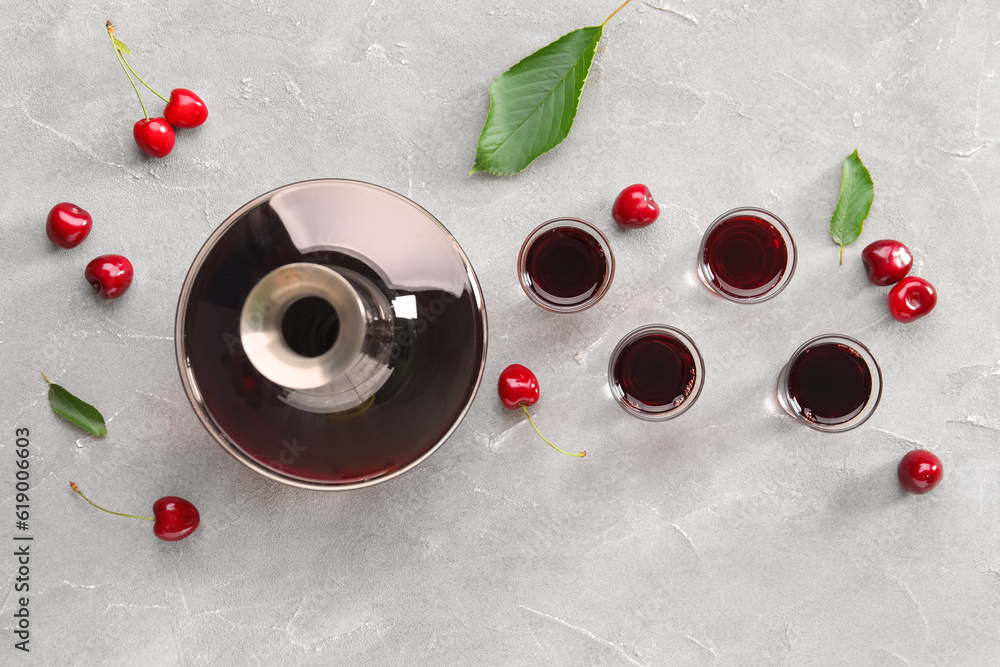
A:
[108,22,148,120]
[602,0,633,26]
[521,404,586,458]
[70,482,154,521]
[119,55,170,104]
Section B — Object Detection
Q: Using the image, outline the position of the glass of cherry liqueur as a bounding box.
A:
[518,218,614,313]
[777,334,883,432]
[698,207,797,303]
[608,325,705,420]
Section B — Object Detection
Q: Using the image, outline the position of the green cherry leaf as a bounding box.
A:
[471,25,604,176]
[44,375,108,437]
[830,149,875,264]
[112,37,131,55]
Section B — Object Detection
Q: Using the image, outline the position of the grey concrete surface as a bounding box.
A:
[2,0,999,664]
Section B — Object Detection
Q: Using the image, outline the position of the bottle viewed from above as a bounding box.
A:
[176,180,488,490]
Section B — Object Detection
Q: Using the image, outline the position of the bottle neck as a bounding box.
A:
[240,262,370,391]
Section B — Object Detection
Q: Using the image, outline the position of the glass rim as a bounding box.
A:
[697,206,798,304]
[776,333,883,433]
[517,217,615,313]
[607,324,705,421]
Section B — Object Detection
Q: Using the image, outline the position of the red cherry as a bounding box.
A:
[85,254,133,300]
[152,496,201,541]
[497,364,583,457]
[46,202,92,248]
[888,276,936,323]
[164,88,208,129]
[612,184,660,229]
[498,363,540,408]
[897,449,943,494]
[70,482,199,541]
[133,118,175,158]
[861,239,913,286]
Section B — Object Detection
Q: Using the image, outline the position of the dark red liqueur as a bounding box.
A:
[788,343,872,425]
[525,227,607,306]
[613,334,696,410]
[703,216,788,298]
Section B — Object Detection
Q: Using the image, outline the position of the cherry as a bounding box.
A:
[70,482,200,541]
[612,184,660,229]
[164,88,208,129]
[85,254,133,300]
[498,363,539,409]
[888,276,936,323]
[152,497,201,541]
[46,202,92,249]
[897,450,943,494]
[133,118,175,158]
[498,364,584,457]
[861,239,913,286]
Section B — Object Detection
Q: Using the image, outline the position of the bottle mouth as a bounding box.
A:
[239,263,367,390]
[281,296,341,358]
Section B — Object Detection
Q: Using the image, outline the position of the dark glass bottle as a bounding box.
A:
[176,180,488,489]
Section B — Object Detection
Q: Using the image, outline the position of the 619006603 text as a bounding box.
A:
[12,427,32,653]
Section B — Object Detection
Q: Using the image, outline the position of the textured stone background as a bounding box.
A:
[2,0,999,664]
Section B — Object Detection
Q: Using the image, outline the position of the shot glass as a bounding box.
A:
[608,325,705,420]
[518,218,614,313]
[697,207,796,303]
[777,334,882,432]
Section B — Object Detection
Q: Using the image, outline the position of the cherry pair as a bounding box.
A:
[108,22,208,158]
[861,240,936,323]
[47,203,133,299]
[133,88,207,158]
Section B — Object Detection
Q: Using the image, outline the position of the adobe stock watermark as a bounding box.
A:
[268,438,306,473]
